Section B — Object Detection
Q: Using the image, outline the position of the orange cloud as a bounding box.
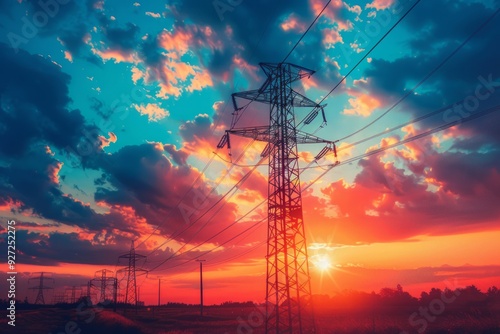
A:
[48,161,63,184]
[310,0,352,31]
[159,28,193,55]
[344,93,382,117]
[344,81,385,117]
[64,50,73,62]
[145,11,161,18]
[99,132,118,149]
[0,198,23,212]
[93,49,137,63]
[366,0,395,10]
[281,15,306,32]
[323,29,343,48]
[187,70,213,92]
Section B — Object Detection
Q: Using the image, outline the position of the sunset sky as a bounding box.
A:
[0,0,499,306]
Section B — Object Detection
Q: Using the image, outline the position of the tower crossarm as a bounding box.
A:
[232,90,271,110]
[232,89,320,110]
[226,127,335,145]
[295,129,337,145]
[289,90,320,108]
[226,126,271,142]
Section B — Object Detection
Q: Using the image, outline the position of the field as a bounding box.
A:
[1,305,499,334]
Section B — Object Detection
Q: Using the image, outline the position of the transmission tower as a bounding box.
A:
[91,269,116,304]
[218,62,337,333]
[29,272,54,305]
[118,241,147,306]
[52,292,66,304]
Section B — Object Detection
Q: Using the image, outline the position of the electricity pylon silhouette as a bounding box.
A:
[218,62,337,333]
[65,285,82,303]
[91,269,116,303]
[29,272,54,305]
[118,240,147,306]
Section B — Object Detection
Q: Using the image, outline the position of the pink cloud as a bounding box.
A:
[93,49,137,63]
[99,132,118,149]
[145,12,161,19]
[310,0,353,31]
[343,92,382,117]
[187,71,213,92]
[48,161,63,184]
[280,14,306,32]
[133,103,170,122]
[323,29,343,48]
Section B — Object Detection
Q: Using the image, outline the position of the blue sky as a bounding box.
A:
[1,0,500,304]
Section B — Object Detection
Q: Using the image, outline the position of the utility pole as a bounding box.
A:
[196,260,206,317]
[29,272,54,305]
[219,62,337,333]
[86,280,92,300]
[157,277,164,307]
[113,278,118,312]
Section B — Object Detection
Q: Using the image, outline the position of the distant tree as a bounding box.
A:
[487,286,499,297]
[379,285,418,309]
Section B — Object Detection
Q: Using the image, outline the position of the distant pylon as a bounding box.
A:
[219,62,338,333]
[65,286,82,304]
[91,269,116,303]
[118,240,147,306]
[29,272,54,305]
[85,280,92,299]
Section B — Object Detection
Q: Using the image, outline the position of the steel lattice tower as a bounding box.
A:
[218,62,337,333]
[118,240,147,306]
[29,272,54,305]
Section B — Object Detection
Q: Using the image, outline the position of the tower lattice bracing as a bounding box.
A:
[219,62,337,333]
[91,269,116,304]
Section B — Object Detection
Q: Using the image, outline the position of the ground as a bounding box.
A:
[1,305,500,334]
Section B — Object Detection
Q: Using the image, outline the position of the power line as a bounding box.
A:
[144,155,267,263]
[148,104,500,273]
[335,4,500,142]
[149,218,266,273]
[135,153,216,249]
[231,0,332,127]
[307,104,500,172]
[336,92,499,153]
[144,139,258,259]
[141,1,499,289]
[281,0,332,63]
[136,6,277,251]
[298,0,422,129]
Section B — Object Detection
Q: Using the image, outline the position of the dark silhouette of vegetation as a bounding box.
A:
[1,285,499,333]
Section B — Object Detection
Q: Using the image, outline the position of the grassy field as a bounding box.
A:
[1,305,500,334]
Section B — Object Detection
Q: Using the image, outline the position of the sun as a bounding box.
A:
[314,255,333,272]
